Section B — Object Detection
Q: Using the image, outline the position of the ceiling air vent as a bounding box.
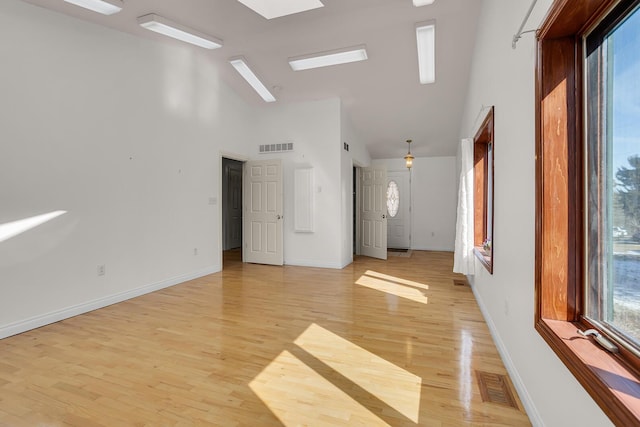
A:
[259,143,294,154]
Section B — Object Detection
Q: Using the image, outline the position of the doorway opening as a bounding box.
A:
[222,157,243,269]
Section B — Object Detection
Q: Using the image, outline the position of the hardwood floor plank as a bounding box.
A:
[0,251,530,426]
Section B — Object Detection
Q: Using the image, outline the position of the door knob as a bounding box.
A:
[382,214,387,219]
[277,215,282,220]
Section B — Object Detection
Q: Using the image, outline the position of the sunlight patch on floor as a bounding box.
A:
[459,330,473,416]
[364,270,429,290]
[249,350,391,427]
[294,323,422,423]
[250,323,424,426]
[356,270,429,305]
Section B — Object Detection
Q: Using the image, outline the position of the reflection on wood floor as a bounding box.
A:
[0,250,530,426]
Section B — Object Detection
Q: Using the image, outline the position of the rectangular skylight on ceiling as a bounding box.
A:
[413,0,435,6]
[137,14,223,49]
[237,0,324,19]
[416,21,435,84]
[63,0,123,15]
[230,57,276,103]
[288,46,368,71]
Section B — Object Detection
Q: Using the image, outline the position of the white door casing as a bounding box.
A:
[360,166,387,260]
[386,171,411,249]
[243,159,283,265]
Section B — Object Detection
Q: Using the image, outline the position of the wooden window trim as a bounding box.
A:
[535,1,640,425]
[474,106,494,274]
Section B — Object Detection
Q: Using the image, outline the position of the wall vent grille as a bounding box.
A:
[259,143,294,154]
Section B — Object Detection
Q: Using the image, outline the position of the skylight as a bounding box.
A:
[237,0,324,19]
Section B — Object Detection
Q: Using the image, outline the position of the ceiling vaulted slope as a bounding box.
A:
[23,0,481,158]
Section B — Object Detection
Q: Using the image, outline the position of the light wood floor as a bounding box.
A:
[0,251,530,426]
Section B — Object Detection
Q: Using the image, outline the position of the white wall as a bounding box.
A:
[340,104,371,266]
[253,98,372,269]
[254,98,346,268]
[0,0,255,337]
[372,157,457,251]
[459,1,613,426]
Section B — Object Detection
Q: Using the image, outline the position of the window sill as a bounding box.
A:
[473,247,493,274]
[536,319,640,424]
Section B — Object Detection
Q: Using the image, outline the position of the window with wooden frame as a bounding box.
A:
[536,0,640,425]
[474,106,494,273]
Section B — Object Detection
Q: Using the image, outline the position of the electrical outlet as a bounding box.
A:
[194,248,198,256]
[97,265,106,276]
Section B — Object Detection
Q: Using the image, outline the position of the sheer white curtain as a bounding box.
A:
[453,138,475,275]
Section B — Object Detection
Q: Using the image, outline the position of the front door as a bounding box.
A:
[360,166,387,260]
[386,171,411,249]
[243,159,284,265]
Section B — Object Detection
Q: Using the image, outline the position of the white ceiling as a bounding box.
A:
[23,0,482,158]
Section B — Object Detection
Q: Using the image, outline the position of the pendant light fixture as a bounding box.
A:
[404,139,415,169]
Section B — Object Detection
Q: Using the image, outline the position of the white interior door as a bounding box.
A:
[386,171,411,249]
[360,166,387,260]
[243,159,283,265]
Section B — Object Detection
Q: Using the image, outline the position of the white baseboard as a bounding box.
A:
[285,259,344,269]
[0,265,219,340]
[471,285,544,427]
[410,246,455,252]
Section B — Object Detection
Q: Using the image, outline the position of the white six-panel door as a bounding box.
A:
[243,159,283,265]
[360,166,387,260]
